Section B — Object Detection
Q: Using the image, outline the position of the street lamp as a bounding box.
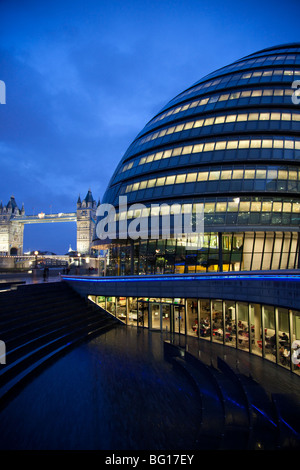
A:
[34,250,38,268]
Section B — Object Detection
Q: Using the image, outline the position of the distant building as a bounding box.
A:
[0,196,24,255]
[0,190,98,256]
[76,189,98,255]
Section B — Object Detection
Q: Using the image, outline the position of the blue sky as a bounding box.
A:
[0,0,299,253]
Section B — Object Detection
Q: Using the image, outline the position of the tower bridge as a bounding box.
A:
[0,189,98,256]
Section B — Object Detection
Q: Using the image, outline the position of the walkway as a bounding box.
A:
[0,326,299,450]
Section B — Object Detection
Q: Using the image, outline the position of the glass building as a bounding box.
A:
[93,43,300,275]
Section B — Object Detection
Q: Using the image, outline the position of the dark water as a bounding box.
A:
[0,327,202,450]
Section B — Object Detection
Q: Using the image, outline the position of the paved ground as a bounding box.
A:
[0,325,299,450]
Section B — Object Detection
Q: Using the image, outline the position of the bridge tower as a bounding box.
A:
[76,189,98,255]
[0,196,25,255]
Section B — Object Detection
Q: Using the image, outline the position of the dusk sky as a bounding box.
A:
[0,0,299,253]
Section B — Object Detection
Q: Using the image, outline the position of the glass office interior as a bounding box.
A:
[103,231,299,276]
[89,294,300,375]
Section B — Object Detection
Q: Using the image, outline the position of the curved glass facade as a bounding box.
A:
[88,293,300,375]
[93,43,300,275]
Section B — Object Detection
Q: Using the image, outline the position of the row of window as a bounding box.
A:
[120,137,300,175]
[216,53,299,74]
[150,88,295,127]
[173,68,300,103]
[113,199,300,221]
[123,166,300,194]
[138,111,300,146]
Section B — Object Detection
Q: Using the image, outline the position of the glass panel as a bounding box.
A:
[252,234,264,270]
[186,298,198,336]
[250,303,262,356]
[137,298,148,328]
[291,310,300,375]
[212,300,223,343]
[271,234,283,269]
[162,303,172,332]
[278,308,290,369]
[242,233,254,271]
[173,300,185,335]
[263,305,276,363]
[237,302,249,351]
[106,297,116,316]
[199,299,211,339]
[97,296,106,309]
[127,297,138,326]
[116,296,127,323]
[261,233,273,270]
[224,300,236,347]
[150,301,161,330]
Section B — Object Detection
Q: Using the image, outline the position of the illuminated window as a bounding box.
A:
[182,145,193,154]
[278,170,288,179]
[175,174,186,184]
[215,141,226,150]
[262,140,273,148]
[219,94,230,101]
[156,177,166,186]
[284,140,294,149]
[248,113,259,121]
[225,115,236,123]
[227,201,239,211]
[204,142,215,151]
[226,141,238,149]
[232,169,244,179]
[186,173,197,182]
[184,122,194,130]
[283,202,291,212]
[259,113,270,120]
[165,175,176,185]
[216,202,227,212]
[194,119,204,128]
[289,170,297,180]
[132,182,140,191]
[214,116,225,124]
[163,150,172,159]
[147,179,156,188]
[273,202,282,212]
[197,172,208,181]
[244,169,255,179]
[204,202,215,212]
[172,147,182,156]
[192,144,204,153]
[250,140,261,148]
[239,201,250,211]
[262,201,272,212]
[292,203,300,213]
[154,151,163,161]
[238,140,249,148]
[221,170,232,179]
[139,181,147,189]
[273,140,283,148]
[251,201,261,211]
[209,171,220,180]
[237,114,248,122]
[204,118,215,126]
[256,169,267,179]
